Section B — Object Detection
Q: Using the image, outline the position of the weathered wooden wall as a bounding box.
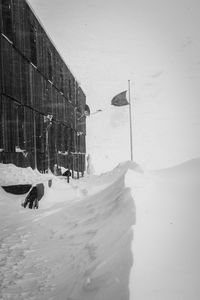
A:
[0,0,86,175]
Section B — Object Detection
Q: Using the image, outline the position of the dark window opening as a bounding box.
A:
[48,50,53,81]
[2,0,13,41]
[30,24,37,66]
[70,128,74,152]
[60,69,64,93]
[68,79,71,100]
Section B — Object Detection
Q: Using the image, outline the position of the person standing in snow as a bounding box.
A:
[62,169,71,183]
[22,183,44,209]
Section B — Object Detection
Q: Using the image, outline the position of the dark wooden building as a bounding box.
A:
[0,0,87,177]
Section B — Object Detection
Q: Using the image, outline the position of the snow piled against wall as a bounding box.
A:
[0,161,136,300]
[0,163,53,186]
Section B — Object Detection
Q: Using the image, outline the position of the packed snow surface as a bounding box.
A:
[0,161,136,300]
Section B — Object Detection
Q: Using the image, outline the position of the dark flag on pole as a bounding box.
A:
[111,91,129,106]
[111,81,133,161]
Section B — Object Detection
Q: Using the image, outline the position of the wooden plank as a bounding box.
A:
[12,46,21,101]
[23,106,34,152]
[0,0,3,32]
[18,104,25,150]
[1,36,12,97]
[20,57,30,105]
[0,96,4,150]
[23,1,31,60]
[1,0,13,42]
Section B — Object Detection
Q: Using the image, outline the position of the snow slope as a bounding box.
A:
[0,162,136,300]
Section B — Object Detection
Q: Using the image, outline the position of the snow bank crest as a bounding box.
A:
[0,163,53,186]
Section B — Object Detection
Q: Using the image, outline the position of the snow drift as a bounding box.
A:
[0,163,53,186]
[0,162,136,300]
[130,157,200,300]
[1,158,199,300]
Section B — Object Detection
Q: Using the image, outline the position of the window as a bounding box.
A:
[2,0,12,41]
[0,98,5,150]
[18,105,25,149]
[60,68,64,93]
[30,24,37,66]
[48,50,53,81]
[68,79,71,100]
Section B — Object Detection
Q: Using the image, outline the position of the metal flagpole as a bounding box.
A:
[128,80,133,161]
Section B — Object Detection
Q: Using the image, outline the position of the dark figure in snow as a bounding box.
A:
[62,169,71,183]
[22,183,44,209]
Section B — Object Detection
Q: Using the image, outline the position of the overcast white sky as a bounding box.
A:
[29,0,200,172]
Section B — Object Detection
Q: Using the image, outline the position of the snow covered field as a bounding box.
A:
[0,158,199,299]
